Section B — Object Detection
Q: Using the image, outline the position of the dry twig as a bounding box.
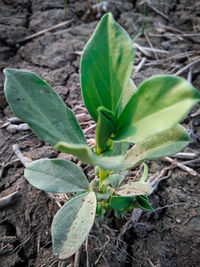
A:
[17,20,72,44]
[85,237,89,267]
[162,156,200,177]
[145,51,195,66]
[7,117,22,123]
[182,158,200,167]
[171,152,197,159]
[174,58,200,76]
[76,113,91,122]
[144,32,159,60]
[12,144,29,167]
[154,23,200,45]
[6,123,29,133]
[134,57,147,73]
[74,247,81,267]
[188,67,194,83]
[83,124,96,135]
[146,0,169,21]
[0,192,19,209]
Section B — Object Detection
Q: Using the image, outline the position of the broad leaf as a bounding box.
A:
[52,192,96,259]
[110,196,133,210]
[117,181,152,196]
[114,75,200,143]
[124,124,189,168]
[55,142,124,170]
[4,69,86,146]
[24,159,89,193]
[81,13,134,122]
[96,106,115,152]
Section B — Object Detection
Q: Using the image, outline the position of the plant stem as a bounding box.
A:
[99,167,107,191]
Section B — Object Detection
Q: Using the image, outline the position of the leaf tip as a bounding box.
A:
[3,68,18,77]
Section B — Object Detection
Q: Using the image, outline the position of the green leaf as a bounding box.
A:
[95,192,110,201]
[4,68,86,146]
[55,142,124,170]
[117,181,152,196]
[110,196,133,210]
[96,106,115,152]
[140,163,149,182]
[119,79,137,114]
[112,81,136,156]
[103,172,127,188]
[96,202,106,217]
[114,75,200,143]
[52,192,96,259]
[80,13,134,122]
[136,195,153,211]
[24,159,89,193]
[124,124,190,168]
[112,142,130,156]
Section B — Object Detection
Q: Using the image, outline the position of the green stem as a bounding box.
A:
[99,168,107,191]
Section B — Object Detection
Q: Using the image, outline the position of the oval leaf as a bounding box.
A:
[55,141,124,170]
[124,124,190,168]
[24,159,89,193]
[81,13,134,121]
[117,181,152,196]
[114,75,200,142]
[52,192,96,259]
[4,69,87,146]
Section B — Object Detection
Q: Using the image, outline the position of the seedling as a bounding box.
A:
[4,13,200,260]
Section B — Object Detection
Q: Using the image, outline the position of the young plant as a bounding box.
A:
[4,13,200,260]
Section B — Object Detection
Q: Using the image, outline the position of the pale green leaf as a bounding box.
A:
[124,124,190,168]
[103,172,127,188]
[24,159,89,193]
[111,142,130,156]
[140,163,149,182]
[117,181,152,196]
[52,192,96,259]
[55,142,124,170]
[114,75,200,143]
[4,69,86,146]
